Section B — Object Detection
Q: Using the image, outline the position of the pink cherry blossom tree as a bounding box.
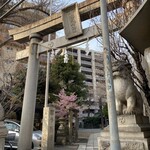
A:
[55,89,80,118]
[55,89,81,143]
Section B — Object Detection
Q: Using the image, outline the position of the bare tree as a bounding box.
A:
[0,0,71,47]
[93,0,150,114]
[0,0,70,118]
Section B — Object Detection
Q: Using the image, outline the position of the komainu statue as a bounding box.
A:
[112,61,143,115]
[0,103,4,121]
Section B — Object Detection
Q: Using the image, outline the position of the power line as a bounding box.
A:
[0,0,25,22]
[0,0,11,11]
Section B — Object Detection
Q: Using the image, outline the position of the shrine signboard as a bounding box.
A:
[62,3,83,39]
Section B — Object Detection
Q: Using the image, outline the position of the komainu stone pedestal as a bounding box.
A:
[0,121,8,150]
[98,115,150,150]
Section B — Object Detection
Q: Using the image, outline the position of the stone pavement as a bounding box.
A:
[54,129,101,150]
[54,144,79,150]
[77,133,100,150]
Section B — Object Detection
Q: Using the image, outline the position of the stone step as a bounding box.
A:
[101,130,150,139]
[118,125,150,132]
[98,115,150,150]
[77,144,98,150]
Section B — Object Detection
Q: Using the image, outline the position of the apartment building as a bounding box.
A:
[67,47,106,119]
[0,25,25,88]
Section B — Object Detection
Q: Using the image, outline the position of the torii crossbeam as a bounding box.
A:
[9,0,120,42]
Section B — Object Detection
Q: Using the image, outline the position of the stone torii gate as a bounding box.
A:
[8,0,120,150]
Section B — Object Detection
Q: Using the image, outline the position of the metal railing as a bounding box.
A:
[5,141,13,150]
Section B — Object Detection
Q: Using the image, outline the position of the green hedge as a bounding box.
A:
[83,116,101,128]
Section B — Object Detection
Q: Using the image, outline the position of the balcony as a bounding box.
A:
[85,82,93,87]
[95,62,104,68]
[85,74,93,79]
[81,67,92,73]
[81,54,91,60]
[96,77,105,81]
[81,60,92,66]
[67,51,78,56]
[96,69,104,75]
[95,55,103,61]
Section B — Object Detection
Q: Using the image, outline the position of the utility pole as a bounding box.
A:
[100,0,121,149]
[44,0,53,107]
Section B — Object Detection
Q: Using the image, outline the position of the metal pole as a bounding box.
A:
[18,33,42,150]
[42,0,55,150]
[44,51,50,107]
[0,0,11,11]
[44,0,52,107]
[100,0,121,150]
[0,0,25,21]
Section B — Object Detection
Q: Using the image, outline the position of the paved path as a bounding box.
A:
[55,144,78,150]
[55,129,101,150]
[77,133,100,150]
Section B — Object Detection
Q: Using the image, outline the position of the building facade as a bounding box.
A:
[67,47,106,121]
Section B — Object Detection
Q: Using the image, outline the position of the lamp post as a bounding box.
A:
[100,0,121,149]
[44,0,53,107]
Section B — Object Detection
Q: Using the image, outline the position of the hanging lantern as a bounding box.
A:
[50,49,55,62]
[64,48,69,63]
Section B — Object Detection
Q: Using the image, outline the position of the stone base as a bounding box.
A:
[98,115,150,150]
[56,136,67,145]
[0,121,8,150]
[41,106,55,150]
[56,118,67,145]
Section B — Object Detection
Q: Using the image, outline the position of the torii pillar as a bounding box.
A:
[18,33,42,150]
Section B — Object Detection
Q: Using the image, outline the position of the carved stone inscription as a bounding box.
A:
[118,116,126,125]
[100,140,145,150]
[99,141,110,150]
[62,3,83,39]
[122,142,144,150]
